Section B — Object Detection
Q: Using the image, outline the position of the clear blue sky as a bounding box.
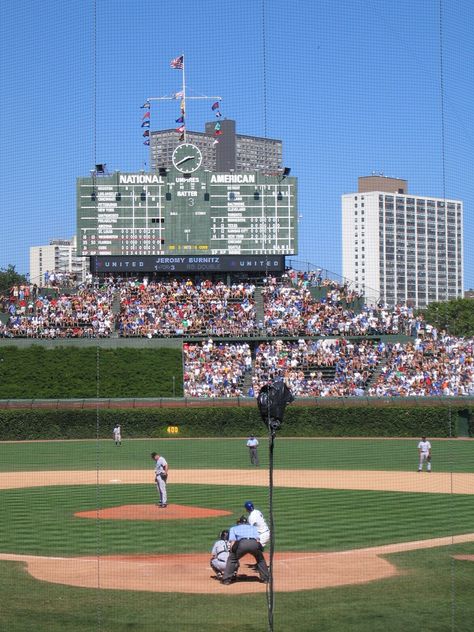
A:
[1,0,473,289]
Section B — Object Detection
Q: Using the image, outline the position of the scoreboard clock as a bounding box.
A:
[77,165,297,258]
[172,143,203,173]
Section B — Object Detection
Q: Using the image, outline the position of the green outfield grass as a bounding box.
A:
[0,484,474,557]
[0,436,473,472]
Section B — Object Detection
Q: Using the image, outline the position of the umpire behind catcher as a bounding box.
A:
[221,516,269,585]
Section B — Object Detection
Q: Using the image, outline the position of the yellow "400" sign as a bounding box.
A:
[167,426,179,434]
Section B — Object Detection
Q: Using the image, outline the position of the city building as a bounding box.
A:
[30,237,88,286]
[150,119,283,174]
[342,176,463,308]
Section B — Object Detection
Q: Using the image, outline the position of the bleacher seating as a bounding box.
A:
[2,271,473,399]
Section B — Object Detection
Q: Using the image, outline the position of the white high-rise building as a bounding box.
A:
[30,236,88,286]
[342,176,463,308]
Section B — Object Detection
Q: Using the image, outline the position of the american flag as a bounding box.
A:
[170,55,184,69]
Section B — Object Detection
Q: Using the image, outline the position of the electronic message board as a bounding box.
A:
[77,157,297,258]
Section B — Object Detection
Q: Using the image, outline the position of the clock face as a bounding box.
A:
[172,143,203,173]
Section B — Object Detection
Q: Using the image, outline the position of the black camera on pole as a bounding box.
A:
[257,378,294,435]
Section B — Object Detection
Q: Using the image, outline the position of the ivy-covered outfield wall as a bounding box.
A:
[0,404,471,440]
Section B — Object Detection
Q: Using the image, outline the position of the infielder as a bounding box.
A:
[151,452,168,507]
[113,424,121,446]
[417,436,432,472]
[210,530,230,579]
[244,501,270,546]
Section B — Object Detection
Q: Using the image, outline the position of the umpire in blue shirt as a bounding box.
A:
[221,515,269,584]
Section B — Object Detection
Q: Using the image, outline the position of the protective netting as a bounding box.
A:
[0,1,473,631]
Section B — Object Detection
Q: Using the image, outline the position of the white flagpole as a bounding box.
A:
[181,54,186,142]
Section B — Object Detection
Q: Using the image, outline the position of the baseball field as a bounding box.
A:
[1,436,473,631]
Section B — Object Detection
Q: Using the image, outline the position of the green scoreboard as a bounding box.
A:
[77,151,297,258]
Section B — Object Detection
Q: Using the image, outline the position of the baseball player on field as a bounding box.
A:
[113,424,122,446]
[210,529,230,579]
[417,436,432,472]
[244,501,270,546]
[151,452,168,507]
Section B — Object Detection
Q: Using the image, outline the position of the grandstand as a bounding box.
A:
[1,270,473,400]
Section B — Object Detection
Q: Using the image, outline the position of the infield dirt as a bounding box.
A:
[1,469,473,594]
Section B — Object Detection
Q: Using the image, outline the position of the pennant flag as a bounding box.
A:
[172,91,184,99]
[175,116,184,123]
[143,140,150,145]
[215,111,222,118]
[141,101,150,109]
[215,122,221,131]
[211,101,220,110]
[142,111,151,119]
[176,125,185,133]
[170,55,184,69]
[180,99,185,113]
[212,139,219,146]
[141,120,150,128]
[214,130,223,136]
[179,133,185,141]
[143,130,150,137]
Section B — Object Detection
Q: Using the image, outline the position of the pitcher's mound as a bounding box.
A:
[75,504,233,521]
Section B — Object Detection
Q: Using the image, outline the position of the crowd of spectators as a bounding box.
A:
[1,273,420,339]
[1,273,473,399]
[252,338,389,397]
[182,334,474,399]
[118,278,256,337]
[1,287,115,338]
[183,339,252,398]
[367,334,474,397]
[262,283,419,337]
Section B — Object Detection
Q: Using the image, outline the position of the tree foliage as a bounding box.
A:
[420,298,474,337]
[0,265,27,296]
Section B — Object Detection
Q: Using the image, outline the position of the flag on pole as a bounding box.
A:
[142,111,151,119]
[211,101,220,110]
[179,133,185,141]
[215,122,221,131]
[141,120,150,127]
[215,110,222,118]
[172,91,184,99]
[143,130,150,137]
[143,140,150,145]
[175,116,184,123]
[176,125,185,133]
[170,55,184,69]
[180,99,185,113]
[212,139,219,146]
[141,101,151,109]
[214,130,223,136]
